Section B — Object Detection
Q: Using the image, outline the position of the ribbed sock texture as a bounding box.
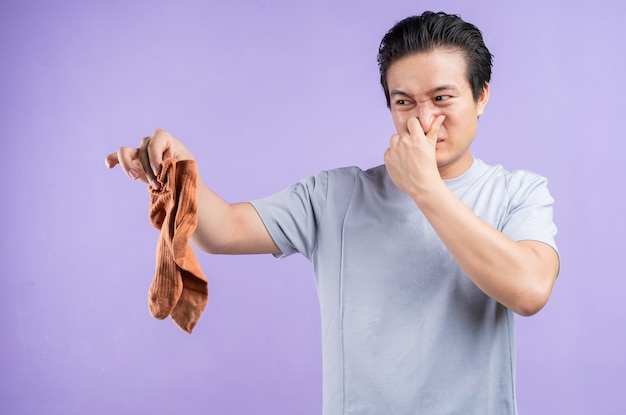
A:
[148,159,208,333]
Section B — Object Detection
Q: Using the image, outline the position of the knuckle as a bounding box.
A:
[140,136,150,148]
[152,128,171,140]
[117,146,134,159]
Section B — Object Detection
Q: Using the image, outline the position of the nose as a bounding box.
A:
[415,102,440,132]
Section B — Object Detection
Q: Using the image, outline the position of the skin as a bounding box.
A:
[385,49,488,181]
[105,132,280,255]
[105,47,559,316]
[384,48,559,315]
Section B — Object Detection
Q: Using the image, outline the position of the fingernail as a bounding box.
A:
[150,178,159,189]
[128,169,138,180]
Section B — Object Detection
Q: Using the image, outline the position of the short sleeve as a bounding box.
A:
[250,171,329,260]
[502,171,558,253]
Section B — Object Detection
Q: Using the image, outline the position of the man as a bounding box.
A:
[106,11,559,414]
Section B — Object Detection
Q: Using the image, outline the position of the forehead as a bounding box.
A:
[386,48,470,92]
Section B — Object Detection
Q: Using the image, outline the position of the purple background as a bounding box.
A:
[1,0,624,414]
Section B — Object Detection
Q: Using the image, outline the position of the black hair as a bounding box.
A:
[377,11,493,107]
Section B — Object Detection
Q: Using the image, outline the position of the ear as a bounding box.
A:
[476,82,490,117]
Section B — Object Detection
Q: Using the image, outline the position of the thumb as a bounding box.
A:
[427,115,446,142]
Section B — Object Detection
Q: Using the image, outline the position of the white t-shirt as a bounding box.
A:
[251,158,558,415]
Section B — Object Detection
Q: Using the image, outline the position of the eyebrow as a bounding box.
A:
[390,84,459,98]
[389,89,414,99]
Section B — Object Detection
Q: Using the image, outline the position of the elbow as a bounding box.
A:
[202,246,222,255]
[196,239,229,255]
[511,241,560,316]
[511,283,553,317]
[190,234,225,255]
[514,298,546,317]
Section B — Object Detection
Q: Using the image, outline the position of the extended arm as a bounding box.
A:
[105,129,280,256]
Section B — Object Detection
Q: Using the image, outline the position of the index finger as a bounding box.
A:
[145,128,174,176]
[104,152,120,169]
[426,115,446,141]
[406,117,424,138]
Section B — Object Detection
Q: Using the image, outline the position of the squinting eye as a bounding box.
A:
[435,95,451,102]
[396,99,411,106]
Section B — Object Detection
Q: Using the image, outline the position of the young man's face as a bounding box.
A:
[386,48,490,179]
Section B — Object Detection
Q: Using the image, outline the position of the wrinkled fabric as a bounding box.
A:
[148,159,208,333]
[251,158,558,415]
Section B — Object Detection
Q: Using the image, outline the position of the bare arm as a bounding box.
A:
[191,180,280,255]
[385,117,559,316]
[411,180,559,316]
[105,129,280,256]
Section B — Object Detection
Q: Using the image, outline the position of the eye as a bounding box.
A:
[435,95,451,102]
[395,99,413,106]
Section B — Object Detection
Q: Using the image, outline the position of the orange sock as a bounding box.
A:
[148,159,208,333]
